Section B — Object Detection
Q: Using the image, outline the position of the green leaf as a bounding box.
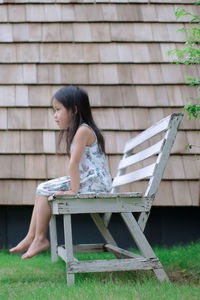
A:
[175,8,185,20]
[185,77,193,82]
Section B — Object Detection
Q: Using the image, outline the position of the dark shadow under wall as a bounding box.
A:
[0,206,200,250]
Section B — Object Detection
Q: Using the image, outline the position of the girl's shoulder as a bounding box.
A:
[78,123,97,140]
[71,123,97,147]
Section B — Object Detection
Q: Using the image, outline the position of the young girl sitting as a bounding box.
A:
[10,85,112,259]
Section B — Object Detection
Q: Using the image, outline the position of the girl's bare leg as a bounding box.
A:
[22,195,51,259]
[9,194,41,253]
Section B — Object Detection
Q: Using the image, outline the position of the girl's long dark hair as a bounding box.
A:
[52,85,105,154]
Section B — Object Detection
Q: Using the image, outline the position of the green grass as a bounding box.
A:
[0,241,200,300]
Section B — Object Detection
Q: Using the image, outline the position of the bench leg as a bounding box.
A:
[63,214,75,286]
[121,212,169,283]
[137,212,150,232]
[90,213,118,247]
[49,215,58,262]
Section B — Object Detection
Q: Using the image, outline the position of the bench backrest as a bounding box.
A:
[111,113,183,198]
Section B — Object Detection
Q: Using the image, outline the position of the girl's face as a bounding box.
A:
[52,98,72,129]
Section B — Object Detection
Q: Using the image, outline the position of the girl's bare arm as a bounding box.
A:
[55,126,90,195]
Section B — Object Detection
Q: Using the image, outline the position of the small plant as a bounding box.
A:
[168,1,200,121]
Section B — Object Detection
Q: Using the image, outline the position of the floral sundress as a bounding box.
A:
[36,123,112,196]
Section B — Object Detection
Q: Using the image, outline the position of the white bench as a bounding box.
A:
[48,113,183,286]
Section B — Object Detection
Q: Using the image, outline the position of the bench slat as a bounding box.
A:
[112,163,156,187]
[68,257,161,273]
[119,139,164,170]
[51,196,151,214]
[124,115,170,153]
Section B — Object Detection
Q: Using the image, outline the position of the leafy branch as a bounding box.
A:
[168,2,200,121]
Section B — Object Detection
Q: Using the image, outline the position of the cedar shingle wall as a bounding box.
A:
[0,0,199,206]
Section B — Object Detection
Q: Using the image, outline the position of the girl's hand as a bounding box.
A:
[54,191,77,196]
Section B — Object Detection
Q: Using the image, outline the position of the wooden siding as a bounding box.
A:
[0,0,199,206]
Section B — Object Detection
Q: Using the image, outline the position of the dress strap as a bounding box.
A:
[79,123,97,141]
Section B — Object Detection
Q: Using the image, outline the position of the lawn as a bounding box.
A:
[0,241,199,300]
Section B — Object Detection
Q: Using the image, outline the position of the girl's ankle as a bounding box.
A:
[26,234,35,241]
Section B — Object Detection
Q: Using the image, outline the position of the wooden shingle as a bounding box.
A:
[0,24,12,41]
[117,44,133,62]
[0,109,7,129]
[186,131,200,154]
[8,108,31,129]
[119,108,135,130]
[189,181,200,206]
[0,65,23,84]
[13,24,29,41]
[23,64,37,83]
[182,156,200,179]
[26,4,45,21]
[20,131,43,153]
[93,108,120,130]
[117,65,132,84]
[16,86,29,107]
[22,180,38,205]
[121,86,138,106]
[132,65,151,84]
[102,4,118,21]
[60,24,74,41]
[0,155,25,179]
[0,131,20,153]
[133,23,153,41]
[46,155,70,178]
[0,180,23,205]
[91,23,110,42]
[59,44,84,63]
[28,23,42,41]
[0,86,15,106]
[29,85,53,106]
[25,155,46,179]
[0,44,16,63]
[8,4,26,22]
[74,3,88,22]
[132,44,150,63]
[172,181,193,206]
[73,23,92,42]
[99,44,119,62]
[153,86,169,107]
[42,23,61,41]
[87,3,104,21]
[166,85,183,106]
[44,4,62,21]
[31,108,48,129]
[116,4,141,21]
[155,5,175,22]
[61,65,88,84]
[99,86,123,106]
[0,5,7,22]
[61,4,76,21]
[43,131,56,153]
[140,3,156,21]
[154,181,174,206]
[0,155,13,178]
[163,156,185,180]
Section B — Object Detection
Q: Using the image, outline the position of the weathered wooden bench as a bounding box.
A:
[48,113,183,286]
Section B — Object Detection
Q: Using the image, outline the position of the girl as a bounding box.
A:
[10,85,112,259]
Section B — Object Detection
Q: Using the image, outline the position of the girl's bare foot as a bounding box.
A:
[21,238,50,259]
[9,236,34,253]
